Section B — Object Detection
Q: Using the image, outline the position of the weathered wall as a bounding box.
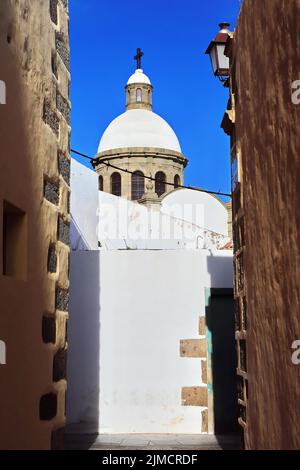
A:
[0,0,70,449]
[232,0,300,449]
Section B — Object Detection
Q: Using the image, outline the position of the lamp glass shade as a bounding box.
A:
[216,44,229,72]
[207,41,230,77]
[209,47,218,74]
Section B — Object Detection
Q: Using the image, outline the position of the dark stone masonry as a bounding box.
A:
[57,216,70,245]
[56,89,70,124]
[47,244,57,273]
[58,150,71,185]
[44,178,59,205]
[50,0,58,24]
[55,31,70,71]
[39,393,57,420]
[55,286,69,311]
[51,51,58,79]
[42,316,56,344]
[43,99,60,136]
[53,348,67,382]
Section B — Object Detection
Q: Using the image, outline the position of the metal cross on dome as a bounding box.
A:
[134,48,144,69]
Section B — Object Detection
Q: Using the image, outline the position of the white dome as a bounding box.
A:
[127,69,151,85]
[98,109,182,153]
[161,189,228,236]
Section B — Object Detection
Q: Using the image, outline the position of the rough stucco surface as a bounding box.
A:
[0,0,70,449]
[235,0,300,449]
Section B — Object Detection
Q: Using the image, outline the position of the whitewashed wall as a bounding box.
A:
[67,251,100,426]
[68,159,233,433]
[67,249,233,434]
[161,189,229,236]
[70,159,230,251]
[70,159,98,250]
[98,191,229,250]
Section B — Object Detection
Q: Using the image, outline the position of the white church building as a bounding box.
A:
[67,58,237,435]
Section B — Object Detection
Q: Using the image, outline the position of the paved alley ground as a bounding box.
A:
[65,432,240,450]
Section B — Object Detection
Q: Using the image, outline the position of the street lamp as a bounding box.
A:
[205,23,231,83]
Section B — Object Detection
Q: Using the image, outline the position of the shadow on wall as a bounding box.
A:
[66,250,100,447]
[70,215,90,251]
[206,289,238,434]
[206,252,234,288]
[205,254,240,442]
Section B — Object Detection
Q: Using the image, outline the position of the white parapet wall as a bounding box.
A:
[70,158,99,250]
[98,191,230,250]
[70,159,231,251]
[161,188,229,236]
[67,249,233,434]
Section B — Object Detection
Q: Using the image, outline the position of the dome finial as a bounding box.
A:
[134,48,144,70]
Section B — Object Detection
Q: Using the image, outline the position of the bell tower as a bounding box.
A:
[125,48,153,111]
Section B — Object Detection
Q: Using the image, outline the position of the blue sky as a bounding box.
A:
[70,0,241,200]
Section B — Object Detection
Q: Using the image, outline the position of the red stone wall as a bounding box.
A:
[233,0,300,449]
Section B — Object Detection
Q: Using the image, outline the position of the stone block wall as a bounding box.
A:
[180,315,209,433]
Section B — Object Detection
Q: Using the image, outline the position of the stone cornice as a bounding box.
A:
[125,83,153,90]
[94,147,188,167]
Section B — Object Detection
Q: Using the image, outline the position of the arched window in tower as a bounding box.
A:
[136,88,142,103]
[155,171,166,197]
[99,175,103,191]
[111,172,121,196]
[131,171,145,200]
[174,174,180,188]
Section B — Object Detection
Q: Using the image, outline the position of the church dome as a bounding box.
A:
[98,109,182,153]
[127,68,151,85]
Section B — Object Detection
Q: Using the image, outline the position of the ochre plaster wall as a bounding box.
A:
[0,0,70,449]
